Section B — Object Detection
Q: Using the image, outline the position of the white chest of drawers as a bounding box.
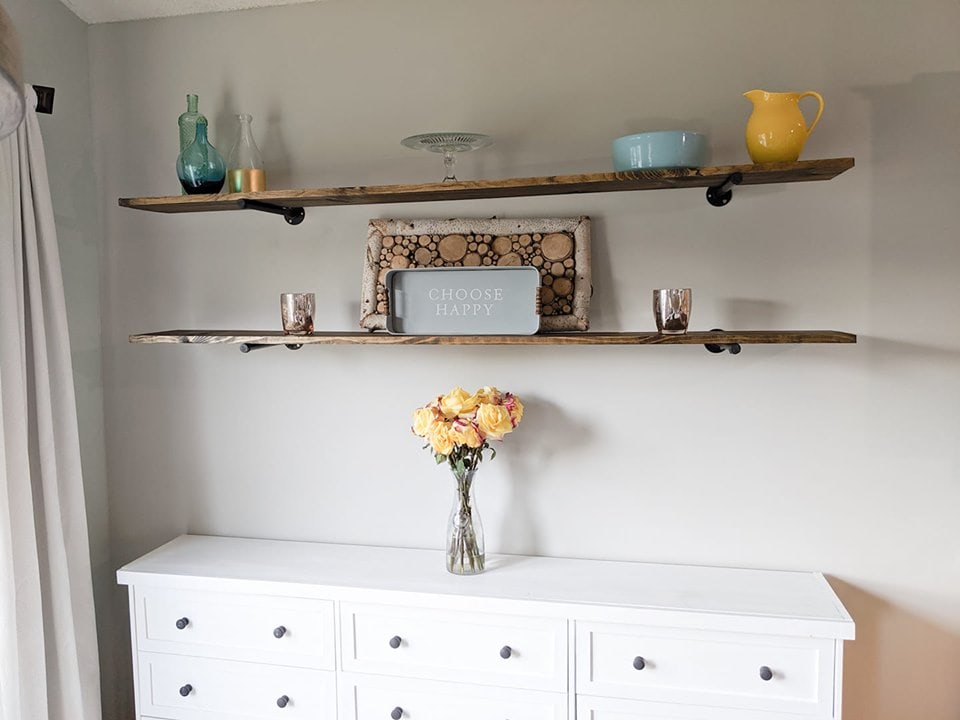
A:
[118,536,854,720]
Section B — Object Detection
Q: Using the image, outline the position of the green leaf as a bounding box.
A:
[435,453,446,464]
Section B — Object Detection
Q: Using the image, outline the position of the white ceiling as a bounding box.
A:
[58,0,322,24]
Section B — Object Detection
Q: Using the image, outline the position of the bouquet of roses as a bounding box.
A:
[412,386,524,574]
[411,386,523,479]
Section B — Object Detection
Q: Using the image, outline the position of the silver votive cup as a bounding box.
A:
[653,288,692,334]
[280,292,315,335]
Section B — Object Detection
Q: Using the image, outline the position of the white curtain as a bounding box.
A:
[0,86,101,720]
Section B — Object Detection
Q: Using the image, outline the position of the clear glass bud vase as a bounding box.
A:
[227,113,266,192]
[447,467,485,575]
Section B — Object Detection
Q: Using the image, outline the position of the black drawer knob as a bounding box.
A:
[389,635,402,649]
[391,707,403,720]
[179,684,193,697]
[273,626,287,639]
[500,645,512,659]
[759,665,773,681]
[277,695,290,708]
[175,617,190,630]
[633,656,646,670]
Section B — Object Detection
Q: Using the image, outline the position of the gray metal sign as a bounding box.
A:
[385,267,541,335]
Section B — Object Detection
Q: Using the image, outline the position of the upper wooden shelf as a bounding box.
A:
[130,329,856,350]
[118,158,854,218]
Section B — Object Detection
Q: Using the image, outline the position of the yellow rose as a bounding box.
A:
[429,421,455,456]
[412,407,439,437]
[458,393,480,417]
[450,419,484,449]
[504,393,524,427]
[470,386,502,405]
[439,387,471,419]
[476,403,514,440]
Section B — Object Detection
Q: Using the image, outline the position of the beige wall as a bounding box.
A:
[2,0,115,715]
[84,0,960,718]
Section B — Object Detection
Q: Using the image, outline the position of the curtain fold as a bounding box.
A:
[0,85,101,720]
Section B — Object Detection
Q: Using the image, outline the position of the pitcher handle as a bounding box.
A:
[799,91,824,134]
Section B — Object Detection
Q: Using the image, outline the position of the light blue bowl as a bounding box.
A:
[612,131,708,171]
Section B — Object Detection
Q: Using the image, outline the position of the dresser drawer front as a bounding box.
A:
[576,623,834,716]
[135,587,335,668]
[342,674,567,720]
[137,652,335,720]
[341,603,567,691]
[577,694,821,720]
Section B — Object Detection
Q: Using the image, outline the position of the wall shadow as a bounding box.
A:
[829,577,960,719]
[499,395,594,556]
[856,72,960,348]
[718,298,788,329]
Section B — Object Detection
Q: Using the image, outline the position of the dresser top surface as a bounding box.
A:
[118,535,852,636]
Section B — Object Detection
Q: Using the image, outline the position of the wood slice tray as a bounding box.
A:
[361,217,591,332]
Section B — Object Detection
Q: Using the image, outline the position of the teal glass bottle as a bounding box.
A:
[177,94,206,194]
[176,118,225,194]
[178,94,205,154]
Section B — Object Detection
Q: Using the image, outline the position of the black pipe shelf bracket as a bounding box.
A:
[705,172,744,207]
[239,343,303,353]
[704,329,742,355]
[239,199,306,226]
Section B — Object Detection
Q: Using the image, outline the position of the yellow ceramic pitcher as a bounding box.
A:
[744,89,824,163]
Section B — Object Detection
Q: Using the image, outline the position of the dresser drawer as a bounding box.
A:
[576,623,835,717]
[341,603,567,691]
[134,586,335,669]
[341,673,567,720]
[577,694,820,720]
[137,651,335,720]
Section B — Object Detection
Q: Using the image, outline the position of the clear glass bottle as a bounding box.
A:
[176,118,225,194]
[227,114,266,192]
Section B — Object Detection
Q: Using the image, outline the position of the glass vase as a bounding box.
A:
[446,467,485,575]
[227,113,266,192]
[177,94,206,194]
[176,118,225,194]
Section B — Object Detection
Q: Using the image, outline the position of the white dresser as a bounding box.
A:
[117,535,854,720]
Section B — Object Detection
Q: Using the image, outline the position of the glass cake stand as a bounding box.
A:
[401,132,493,182]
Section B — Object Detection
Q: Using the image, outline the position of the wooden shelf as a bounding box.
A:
[118,158,854,215]
[129,330,857,347]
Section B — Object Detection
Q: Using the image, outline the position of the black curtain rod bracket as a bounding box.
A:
[33,85,55,114]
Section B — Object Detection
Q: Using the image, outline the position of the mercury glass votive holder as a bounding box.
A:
[280,292,315,335]
[653,288,692,334]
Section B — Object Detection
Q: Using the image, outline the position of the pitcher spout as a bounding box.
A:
[743,89,766,104]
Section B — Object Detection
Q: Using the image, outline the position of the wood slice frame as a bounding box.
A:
[361,217,591,332]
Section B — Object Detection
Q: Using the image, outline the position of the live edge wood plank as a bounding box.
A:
[118,158,854,214]
[129,330,857,346]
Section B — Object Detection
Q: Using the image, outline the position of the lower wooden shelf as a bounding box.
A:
[129,329,856,347]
